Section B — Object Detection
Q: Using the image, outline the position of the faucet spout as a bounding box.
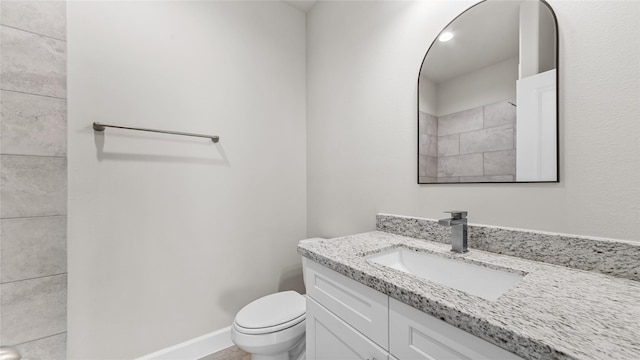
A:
[438,210,468,253]
[438,218,466,226]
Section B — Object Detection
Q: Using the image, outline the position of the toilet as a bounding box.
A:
[230,238,324,360]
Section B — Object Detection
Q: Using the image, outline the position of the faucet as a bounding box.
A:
[438,211,468,253]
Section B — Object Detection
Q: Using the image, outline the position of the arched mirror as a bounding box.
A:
[418,0,558,184]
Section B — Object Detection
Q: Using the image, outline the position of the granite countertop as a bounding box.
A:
[298,231,640,360]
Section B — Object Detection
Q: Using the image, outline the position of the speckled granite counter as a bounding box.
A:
[376,214,640,282]
[298,231,640,360]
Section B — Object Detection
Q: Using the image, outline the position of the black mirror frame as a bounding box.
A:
[417,0,560,184]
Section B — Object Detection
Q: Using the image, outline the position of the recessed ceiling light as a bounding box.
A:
[439,32,454,42]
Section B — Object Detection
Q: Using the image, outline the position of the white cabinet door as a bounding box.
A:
[304,258,389,348]
[307,297,389,360]
[389,298,524,360]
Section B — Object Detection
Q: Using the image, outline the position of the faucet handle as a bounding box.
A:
[444,210,467,219]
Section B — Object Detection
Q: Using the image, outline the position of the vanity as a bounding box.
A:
[298,215,640,360]
[303,257,524,360]
[298,0,640,357]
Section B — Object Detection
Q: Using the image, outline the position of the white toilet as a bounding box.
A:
[230,238,324,360]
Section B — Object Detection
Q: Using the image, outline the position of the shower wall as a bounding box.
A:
[419,99,516,183]
[437,99,516,182]
[0,1,67,359]
[418,112,438,182]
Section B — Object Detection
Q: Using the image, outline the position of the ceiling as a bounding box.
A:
[282,0,318,13]
[421,1,522,84]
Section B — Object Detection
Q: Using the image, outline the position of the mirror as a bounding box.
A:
[418,0,558,184]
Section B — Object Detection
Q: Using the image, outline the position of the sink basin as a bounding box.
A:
[365,247,523,301]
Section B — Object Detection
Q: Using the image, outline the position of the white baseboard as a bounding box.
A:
[135,326,233,360]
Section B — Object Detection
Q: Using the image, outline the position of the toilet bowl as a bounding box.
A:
[231,291,306,360]
[230,238,324,360]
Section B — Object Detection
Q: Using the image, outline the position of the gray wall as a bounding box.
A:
[0,1,67,359]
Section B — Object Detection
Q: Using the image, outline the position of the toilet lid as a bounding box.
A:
[234,313,305,335]
[235,291,306,332]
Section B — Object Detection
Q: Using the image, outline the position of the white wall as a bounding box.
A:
[419,56,518,117]
[520,0,542,79]
[538,1,557,74]
[520,1,557,79]
[307,0,640,241]
[435,56,517,117]
[67,1,306,358]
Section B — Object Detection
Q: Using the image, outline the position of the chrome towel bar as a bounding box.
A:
[93,122,219,143]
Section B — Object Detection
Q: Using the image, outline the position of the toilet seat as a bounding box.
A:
[234,291,306,335]
[231,316,306,359]
[234,313,305,335]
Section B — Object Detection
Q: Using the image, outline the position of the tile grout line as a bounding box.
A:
[439,147,514,159]
[0,88,67,101]
[0,24,66,42]
[438,123,514,137]
[0,214,67,221]
[0,153,67,159]
[1,272,67,285]
[481,103,485,176]
[12,331,67,347]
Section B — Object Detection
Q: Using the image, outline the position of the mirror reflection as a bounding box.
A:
[418,0,558,184]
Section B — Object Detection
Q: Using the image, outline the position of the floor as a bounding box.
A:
[199,345,250,360]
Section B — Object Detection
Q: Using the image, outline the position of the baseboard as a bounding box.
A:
[135,326,232,360]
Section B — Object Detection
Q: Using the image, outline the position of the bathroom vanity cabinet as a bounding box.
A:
[303,258,524,360]
[306,298,392,360]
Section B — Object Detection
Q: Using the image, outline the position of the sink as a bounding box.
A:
[365,247,524,301]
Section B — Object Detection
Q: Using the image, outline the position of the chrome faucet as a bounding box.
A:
[438,211,468,253]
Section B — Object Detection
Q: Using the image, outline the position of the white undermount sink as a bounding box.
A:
[365,247,524,301]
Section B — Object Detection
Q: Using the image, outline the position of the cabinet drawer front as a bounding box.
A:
[307,297,389,360]
[389,298,524,360]
[304,258,389,349]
